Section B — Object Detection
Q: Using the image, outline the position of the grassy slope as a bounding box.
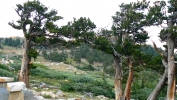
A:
[0,46,166,99]
[0,46,115,99]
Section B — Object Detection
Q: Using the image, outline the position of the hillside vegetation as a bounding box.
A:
[0,38,168,99]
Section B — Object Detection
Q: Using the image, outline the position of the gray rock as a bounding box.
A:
[96,95,109,100]
[0,88,9,100]
[39,82,47,88]
[56,90,64,97]
[34,96,45,100]
[68,98,79,100]
[23,89,37,100]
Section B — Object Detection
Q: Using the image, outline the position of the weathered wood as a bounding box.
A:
[113,55,123,100]
[167,36,176,100]
[147,42,168,100]
[124,58,134,100]
[147,68,168,100]
[19,39,31,88]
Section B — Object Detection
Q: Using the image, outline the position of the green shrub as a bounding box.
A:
[0,68,17,81]
[74,65,95,71]
[33,63,49,69]
[31,66,114,99]
[60,75,114,98]
[10,63,21,71]
[31,67,68,80]
[0,64,10,71]
[68,76,94,83]
[60,82,75,91]
[0,69,14,76]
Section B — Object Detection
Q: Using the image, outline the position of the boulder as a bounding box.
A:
[0,88,9,100]
[56,90,64,97]
[41,91,53,95]
[38,82,46,88]
[96,95,109,100]
[23,89,37,100]
[34,96,44,100]
[41,91,56,99]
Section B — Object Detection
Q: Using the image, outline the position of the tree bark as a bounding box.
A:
[147,68,167,100]
[147,42,168,100]
[167,36,176,100]
[123,57,134,100]
[113,54,123,100]
[19,39,31,88]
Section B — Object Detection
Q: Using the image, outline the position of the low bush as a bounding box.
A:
[0,64,17,81]
[68,76,94,83]
[61,76,114,98]
[0,64,10,70]
[33,63,49,69]
[74,65,95,71]
[0,69,15,77]
[31,67,114,98]
[31,67,68,80]
[10,63,21,71]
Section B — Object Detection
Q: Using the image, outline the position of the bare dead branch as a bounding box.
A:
[111,46,122,57]
[152,41,167,62]
[14,8,22,18]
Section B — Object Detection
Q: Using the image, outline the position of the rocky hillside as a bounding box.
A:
[0,46,115,100]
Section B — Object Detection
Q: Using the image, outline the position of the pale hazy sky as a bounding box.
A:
[0,0,163,47]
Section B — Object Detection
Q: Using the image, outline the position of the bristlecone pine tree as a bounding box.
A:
[9,0,97,87]
[92,1,150,100]
[146,0,177,99]
[9,0,66,87]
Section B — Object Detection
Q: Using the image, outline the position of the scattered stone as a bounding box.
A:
[43,88,49,90]
[0,88,9,100]
[31,90,41,96]
[30,84,38,87]
[48,85,59,89]
[32,87,38,90]
[23,89,37,100]
[41,91,57,99]
[41,91,53,95]
[34,96,44,100]
[96,95,109,100]
[56,90,64,97]
[68,98,81,100]
[39,82,47,88]
[83,92,93,99]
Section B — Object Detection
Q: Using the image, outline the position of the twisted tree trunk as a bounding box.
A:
[18,39,31,88]
[167,36,176,100]
[147,68,167,100]
[113,54,123,100]
[147,42,168,100]
[123,57,134,100]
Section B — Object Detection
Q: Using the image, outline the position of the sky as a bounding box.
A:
[0,0,164,48]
